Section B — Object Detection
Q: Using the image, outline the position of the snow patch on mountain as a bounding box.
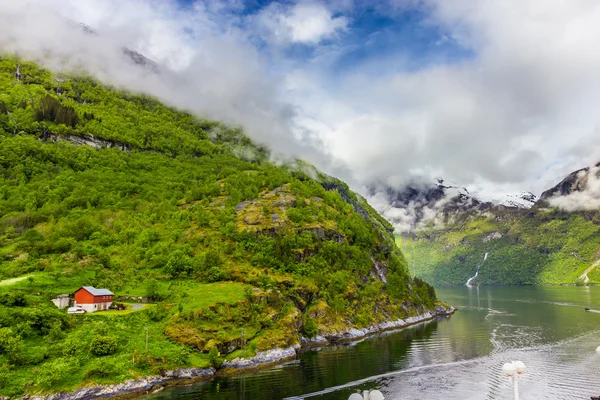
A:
[498,191,537,209]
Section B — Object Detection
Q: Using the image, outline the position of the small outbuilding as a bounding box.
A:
[51,294,71,309]
[73,286,114,313]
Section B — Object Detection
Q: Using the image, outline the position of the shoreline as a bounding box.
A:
[17,305,456,400]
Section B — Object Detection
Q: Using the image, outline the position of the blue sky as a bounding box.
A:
[173,0,472,76]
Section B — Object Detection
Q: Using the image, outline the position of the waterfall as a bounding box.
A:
[466,252,488,286]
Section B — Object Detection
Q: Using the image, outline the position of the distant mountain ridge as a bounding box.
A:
[395,162,600,286]
[539,162,600,201]
[367,179,536,233]
[76,22,160,72]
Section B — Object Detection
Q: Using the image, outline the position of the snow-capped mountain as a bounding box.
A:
[498,191,537,209]
[366,179,495,233]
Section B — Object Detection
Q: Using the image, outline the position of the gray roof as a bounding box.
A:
[81,286,113,296]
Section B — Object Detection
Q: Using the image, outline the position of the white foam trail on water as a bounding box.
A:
[466,252,488,286]
[281,358,483,399]
[516,299,600,312]
[285,330,600,400]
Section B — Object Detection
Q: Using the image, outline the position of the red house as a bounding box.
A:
[73,286,114,312]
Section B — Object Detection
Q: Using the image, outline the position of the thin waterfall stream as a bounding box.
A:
[466,252,488,286]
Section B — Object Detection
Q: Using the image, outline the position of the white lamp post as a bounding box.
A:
[348,390,385,400]
[502,361,526,400]
[369,390,385,400]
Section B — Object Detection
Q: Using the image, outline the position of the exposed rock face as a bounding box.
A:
[21,368,214,400]
[323,305,456,342]
[122,48,160,72]
[222,345,300,369]
[539,162,600,202]
[76,22,159,72]
[41,132,132,151]
[483,232,503,242]
[300,335,328,346]
[371,256,388,283]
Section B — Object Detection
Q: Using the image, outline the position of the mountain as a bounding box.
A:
[367,180,527,233]
[396,165,600,286]
[77,22,160,72]
[0,56,442,397]
[539,162,600,202]
[498,191,537,208]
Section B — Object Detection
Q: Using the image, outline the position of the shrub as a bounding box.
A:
[61,336,82,357]
[146,302,170,322]
[0,328,23,364]
[85,358,119,378]
[302,317,318,338]
[208,346,223,368]
[89,335,118,356]
[386,272,408,299]
[165,250,193,277]
[204,266,228,283]
[167,347,190,365]
[0,292,26,307]
[35,358,78,387]
[146,280,164,301]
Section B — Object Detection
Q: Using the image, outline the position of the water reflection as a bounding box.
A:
[146,286,600,400]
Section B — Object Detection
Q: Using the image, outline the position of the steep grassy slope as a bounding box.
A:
[398,207,600,286]
[0,57,438,397]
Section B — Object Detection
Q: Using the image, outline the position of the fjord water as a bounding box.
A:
[147,287,600,400]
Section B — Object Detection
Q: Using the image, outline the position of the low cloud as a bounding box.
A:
[0,0,334,167]
[549,166,600,212]
[365,183,474,233]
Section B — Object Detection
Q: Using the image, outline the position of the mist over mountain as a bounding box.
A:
[0,1,336,173]
[404,161,600,286]
[366,179,537,233]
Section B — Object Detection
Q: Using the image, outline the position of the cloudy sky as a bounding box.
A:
[2,0,600,202]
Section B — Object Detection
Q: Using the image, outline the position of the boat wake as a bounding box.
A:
[285,331,600,400]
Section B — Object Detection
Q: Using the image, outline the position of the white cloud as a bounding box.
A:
[2,0,600,208]
[290,0,600,198]
[256,1,348,45]
[0,0,329,164]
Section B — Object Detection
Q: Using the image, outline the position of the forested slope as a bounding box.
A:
[0,56,438,397]
[399,201,600,286]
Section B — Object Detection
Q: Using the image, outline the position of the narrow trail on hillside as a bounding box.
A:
[0,274,32,286]
[579,259,600,283]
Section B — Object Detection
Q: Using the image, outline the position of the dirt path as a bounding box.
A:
[0,274,32,286]
[579,259,600,283]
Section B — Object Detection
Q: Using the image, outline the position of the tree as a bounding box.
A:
[146,280,162,301]
[89,335,118,356]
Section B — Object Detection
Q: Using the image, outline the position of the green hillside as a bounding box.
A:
[0,56,438,397]
[397,207,600,286]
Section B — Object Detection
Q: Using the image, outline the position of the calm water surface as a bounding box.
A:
[146,286,600,399]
